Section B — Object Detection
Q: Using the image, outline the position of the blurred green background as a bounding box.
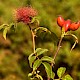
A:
[0,0,80,80]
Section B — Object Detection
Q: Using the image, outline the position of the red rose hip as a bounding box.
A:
[69,22,80,31]
[57,16,65,27]
[63,19,71,32]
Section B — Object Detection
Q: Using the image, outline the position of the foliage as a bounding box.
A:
[0,0,80,80]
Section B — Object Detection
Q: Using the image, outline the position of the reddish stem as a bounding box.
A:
[53,36,63,61]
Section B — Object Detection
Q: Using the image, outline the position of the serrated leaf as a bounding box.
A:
[3,27,10,40]
[41,56,54,63]
[28,53,36,68]
[42,62,54,79]
[57,67,66,78]
[33,59,42,71]
[35,48,48,56]
[62,74,73,80]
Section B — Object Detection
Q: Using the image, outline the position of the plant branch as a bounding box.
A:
[53,28,65,61]
[31,29,36,53]
[65,33,78,52]
[48,37,63,80]
[48,32,64,80]
[53,35,63,61]
[28,25,36,53]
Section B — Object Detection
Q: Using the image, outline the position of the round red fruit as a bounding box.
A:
[69,22,80,31]
[63,19,71,32]
[57,16,65,27]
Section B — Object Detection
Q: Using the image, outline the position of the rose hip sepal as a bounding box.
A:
[57,16,65,27]
[69,22,80,31]
[63,19,71,32]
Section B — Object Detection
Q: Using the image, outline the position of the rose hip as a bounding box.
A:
[63,19,71,32]
[57,16,65,27]
[69,22,80,31]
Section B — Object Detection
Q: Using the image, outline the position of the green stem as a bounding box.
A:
[28,25,36,53]
[65,33,78,52]
[31,29,36,53]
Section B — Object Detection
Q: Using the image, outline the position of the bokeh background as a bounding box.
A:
[0,0,80,80]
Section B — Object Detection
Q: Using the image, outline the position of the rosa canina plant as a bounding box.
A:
[0,7,80,80]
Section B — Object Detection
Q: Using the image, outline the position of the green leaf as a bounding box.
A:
[57,67,66,78]
[28,53,34,61]
[34,27,58,45]
[62,74,73,80]
[34,27,51,39]
[36,75,43,80]
[28,53,36,68]
[0,25,4,30]
[51,72,55,79]
[0,24,9,30]
[3,27,10,40]
[38,75,43,80]
[29,56,36,68]
[42,62,54,79]
[35,48,48,56]
[35,48,42,53]
[35,27,51,34]
[41,56,54,63]
[31,17,36,23]
[10,23,16,31]
[28,73,33,77]
[33,59,42,71]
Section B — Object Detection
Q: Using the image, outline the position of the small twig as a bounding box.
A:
[70,41,77,52]
[65,33,78,52]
